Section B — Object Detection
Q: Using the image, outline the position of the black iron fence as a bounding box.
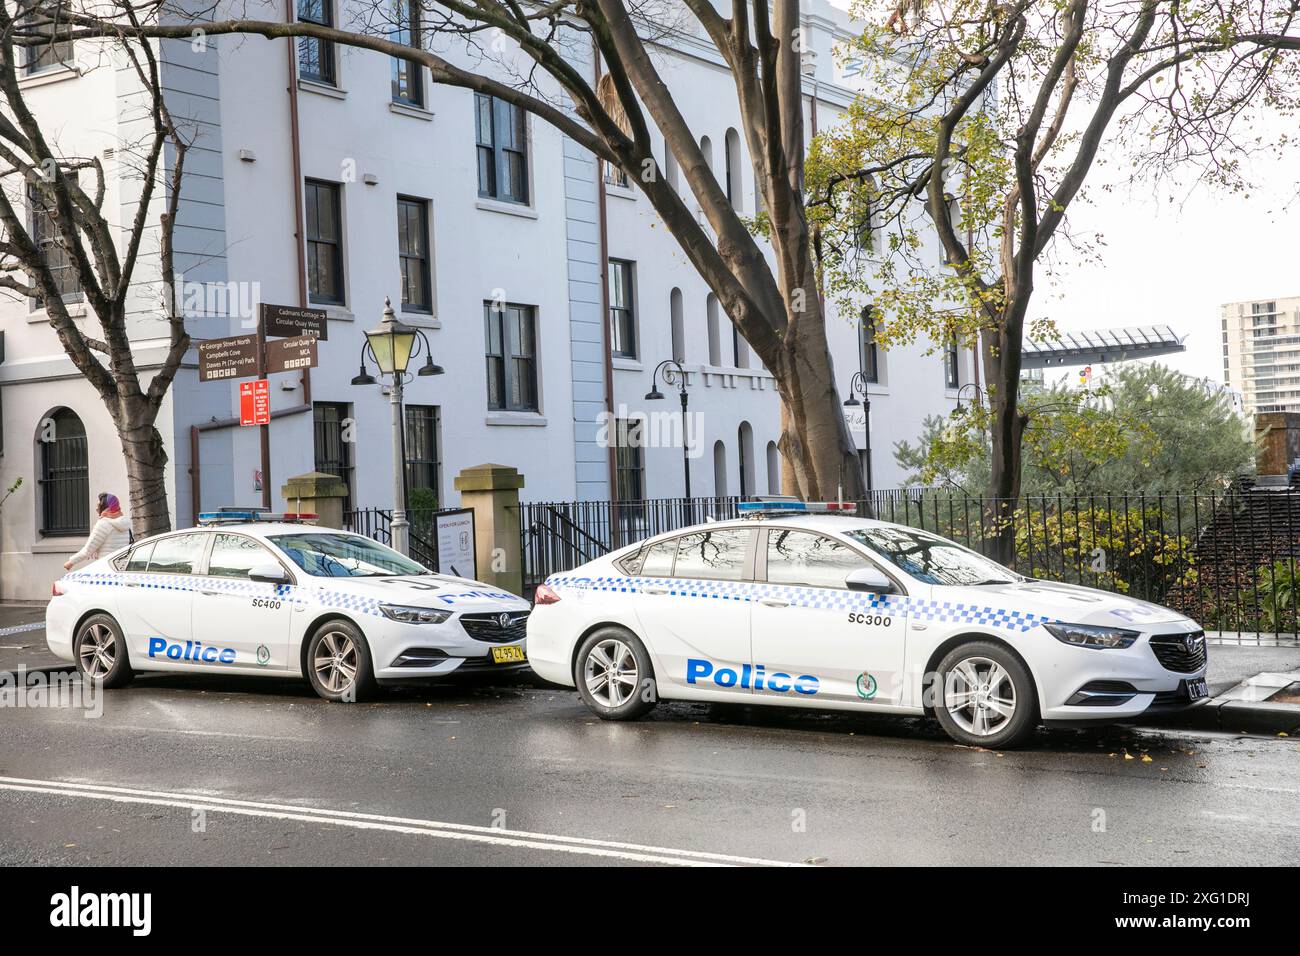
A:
[516,487,1300,643]
[345,507,469,574]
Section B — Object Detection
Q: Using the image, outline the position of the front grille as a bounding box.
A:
[1148,631,1208,673]
[459,611,529,644]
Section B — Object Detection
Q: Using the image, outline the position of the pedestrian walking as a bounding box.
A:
[63,493,132,571]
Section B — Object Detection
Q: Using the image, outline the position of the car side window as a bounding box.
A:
[207,533,276,579]
[671,529,751,581]
[122,542,155,572]
[766,529,870,589]
[146,534,208,575]
[638,540,676,576]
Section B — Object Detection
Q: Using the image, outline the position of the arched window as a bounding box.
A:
[724,128,743,211]
[699,135,713,174]
[737,422,755,497]
[706,294,722,366]
[664,143,680,192]
[766,441,780,494]
[713,440,728,497]
[38,407,89,535]
[732,325,749,369]
[670,288,685,363]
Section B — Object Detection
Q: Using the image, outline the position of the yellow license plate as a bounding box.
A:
[491,645,526,664]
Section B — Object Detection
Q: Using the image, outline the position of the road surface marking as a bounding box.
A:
[0,776,805,867]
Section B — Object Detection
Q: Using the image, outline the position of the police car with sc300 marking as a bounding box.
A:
[47,510,530,701]
[526,501,1209,748]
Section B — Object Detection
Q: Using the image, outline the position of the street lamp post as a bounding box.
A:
[645,359,691,498]
[351,297,444,556]
[843,371,872,493]
[955,382,984,415]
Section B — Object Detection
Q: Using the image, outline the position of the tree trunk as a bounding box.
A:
[766,272,866,504]
[983,322,1027,563]
[117,413,172,538]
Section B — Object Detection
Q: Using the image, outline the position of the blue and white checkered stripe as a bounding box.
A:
[545,574,1051,633]
[64,571,380,615]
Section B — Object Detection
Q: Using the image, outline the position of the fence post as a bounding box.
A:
[280,471,349,529]
[453,463,525,595]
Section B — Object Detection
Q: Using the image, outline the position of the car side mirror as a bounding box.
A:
[248,563,290,585]
[845,566,894,593]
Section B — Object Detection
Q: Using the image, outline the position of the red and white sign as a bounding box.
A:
[240,379,270,426]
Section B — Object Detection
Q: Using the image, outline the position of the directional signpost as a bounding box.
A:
[197,303,329,509]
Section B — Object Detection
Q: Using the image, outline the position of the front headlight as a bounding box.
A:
[1043,622,1139,649]
[379,604,452,624]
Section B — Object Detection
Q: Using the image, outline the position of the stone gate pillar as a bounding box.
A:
[454,463,525,595]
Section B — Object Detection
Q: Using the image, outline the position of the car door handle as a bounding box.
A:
[759,597,790,608]
[641,585,669,595]
[124,581,142,588]
[200,589,222,596]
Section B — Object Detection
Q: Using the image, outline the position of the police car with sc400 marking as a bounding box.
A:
[526,500,1209,748]
[47,510,531,701]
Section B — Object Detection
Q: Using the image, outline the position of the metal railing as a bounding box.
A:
[345,507,457,573]
[515,488,1300,644]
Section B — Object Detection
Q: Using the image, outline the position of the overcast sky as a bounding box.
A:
[1036,145,1299,383]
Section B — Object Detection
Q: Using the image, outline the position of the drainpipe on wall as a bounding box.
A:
[593,43,619,531]
[188,4,315,523]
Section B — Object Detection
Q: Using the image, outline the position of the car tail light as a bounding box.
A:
[51,581,65,597]
[534,584,561,606]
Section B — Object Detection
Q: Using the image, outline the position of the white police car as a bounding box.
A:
[526,502,1209,748]
[47,511,530,701]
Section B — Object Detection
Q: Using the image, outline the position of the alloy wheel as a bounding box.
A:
[943,656,1017,737]
[313,630,359,695]
[584,639,639,707]
[78,622,116,679]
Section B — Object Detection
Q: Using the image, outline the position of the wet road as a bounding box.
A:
[1,673,1297,866]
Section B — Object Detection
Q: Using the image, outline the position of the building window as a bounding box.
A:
[313,402,354,512]
[27,181,82,306]
[943,334,960,389]
[38,407,89,536]
[670,288,685,363]
[706,294,722,366]
[396,197,431,313]
[389,0,423,106]
[296,0,335,85]
[614,419,645,503]
[405,404,440,506]
[860,307,879,384]
[305,180,344,305]
[19,1,74,74]
[713,440,728,497]
[476,94,528,204]
[484,302,538,411]
[609,259,636,359]
[604,161,629,189]
[737,422,754,497]
[732,326,749,369]
[724,128,743,210]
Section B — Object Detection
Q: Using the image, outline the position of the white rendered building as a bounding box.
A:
[0,0,974,598]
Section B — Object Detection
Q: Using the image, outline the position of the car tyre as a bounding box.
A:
[933,641,1037,749]
[574,627,657,721]
[73,613,134,688]
[306,619,378,703]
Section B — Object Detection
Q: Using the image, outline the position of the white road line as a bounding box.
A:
[0,776,804,867]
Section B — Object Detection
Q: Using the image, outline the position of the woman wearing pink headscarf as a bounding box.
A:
[64,493,132,571]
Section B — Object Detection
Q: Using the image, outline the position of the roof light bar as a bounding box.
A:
[198,511,319,525]
[737,500,857,515]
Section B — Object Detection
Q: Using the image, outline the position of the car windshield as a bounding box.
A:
[269,533,429,577]
[844,526,1022,587]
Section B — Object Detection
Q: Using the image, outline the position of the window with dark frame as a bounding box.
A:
[389,0,423,106]
[484,302,538,412]
[943,334,960,389]
[614,418,645,503]
[296,0,335,84]
[404,404,441,505]
[313,402,355,512]
[18,0,74,74]
[305,180,344,305]
[38,407,88,536]
[609,259,636,359]
[27,181,82,306]
[860,306,879,384]
[396,197,431,313]
[475,94,529,204]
